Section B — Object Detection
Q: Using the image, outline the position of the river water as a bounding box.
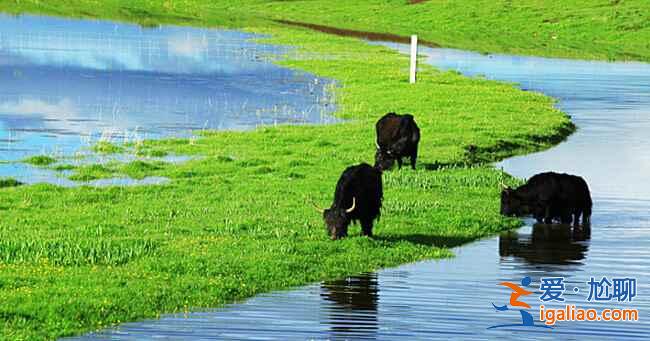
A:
[71,39,650,340]
[0,14,335,185]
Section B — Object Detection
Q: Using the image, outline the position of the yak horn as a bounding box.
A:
[311,200,325,213]
[499,181,508,189]
[346,197,356,213]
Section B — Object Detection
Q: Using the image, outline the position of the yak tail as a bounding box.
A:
[411,125,420,143]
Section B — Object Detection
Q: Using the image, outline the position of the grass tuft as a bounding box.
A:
[68,164,115,181]
[0,178,23,188]
[52,164,76,172]
[23,155,56,166]
[92,141,124,154]
[0,238,157,266]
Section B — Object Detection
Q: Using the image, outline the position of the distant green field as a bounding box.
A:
[0,1,588,339]
[3,0,649,61]
[256,0,650,62]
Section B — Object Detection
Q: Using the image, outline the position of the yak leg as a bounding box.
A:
[360,219,374,237]
[573,210,582,228]
[397,158,403,169]
[533,204,545,223]
[410,148,418,170]
[560,207,572,224]
[582,204,592,227]
[543,205,553,224]
[583,213,591,226]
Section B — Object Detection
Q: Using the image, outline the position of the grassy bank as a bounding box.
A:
[0,3,577,340]
[2,0,649,61]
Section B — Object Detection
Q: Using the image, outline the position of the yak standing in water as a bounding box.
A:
[374,112,420,171]
[500,172,592,227]
[315,163,383,240]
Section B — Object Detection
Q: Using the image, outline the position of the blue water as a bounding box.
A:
[74,40,650,339]
[0,14,335,185]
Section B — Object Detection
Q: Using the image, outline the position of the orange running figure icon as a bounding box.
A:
[489,276,551,329]
[499,281,533,309]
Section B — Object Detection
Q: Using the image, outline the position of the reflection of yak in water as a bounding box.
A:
[499,224,590,265]
[320,273,378,339]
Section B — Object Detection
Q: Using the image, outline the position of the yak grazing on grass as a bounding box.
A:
[374,112,420,171]
[500,172,592,227]
[315,163,383,240]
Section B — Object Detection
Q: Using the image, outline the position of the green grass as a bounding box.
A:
[0,178,23,188]
[52,164,76,172]
[0,1,584,339]
[22,155,56,167]
[67,164,115,182]
[134,146,168,158]
[91,141,125,154]
[254,0,650,62]
[65,161,169,181]
[2,0,649,62]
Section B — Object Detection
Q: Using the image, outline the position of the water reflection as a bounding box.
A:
[321,273,379,339]
[499,223,590,266]
[0,14,335,184]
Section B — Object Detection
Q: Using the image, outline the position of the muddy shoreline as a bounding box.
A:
[275,19,440,48]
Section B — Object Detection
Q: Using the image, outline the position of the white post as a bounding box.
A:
[409,35,418,84]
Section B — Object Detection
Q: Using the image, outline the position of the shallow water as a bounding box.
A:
[0,14,335,185]
[72,45,650,339]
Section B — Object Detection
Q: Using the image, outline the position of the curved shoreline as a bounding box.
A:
[0,10,577,341]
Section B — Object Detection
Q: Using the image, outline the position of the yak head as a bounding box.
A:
[501,187,523,216]
[318,198,356,240]
[374,148,395,171]
[500,187,533,217]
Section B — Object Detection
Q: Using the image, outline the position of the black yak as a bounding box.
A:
[374,112,420,171]
[500,172,592,227]
[315,163,383,240]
